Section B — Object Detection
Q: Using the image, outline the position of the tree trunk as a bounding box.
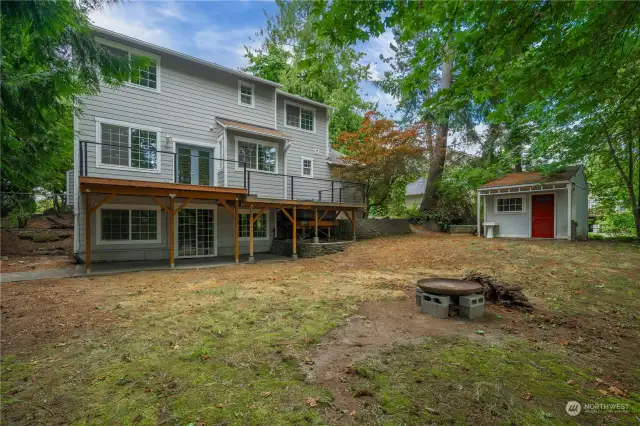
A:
[420,54,453,213]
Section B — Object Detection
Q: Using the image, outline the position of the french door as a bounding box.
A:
[176,144,214,186]
[177,208,216,257]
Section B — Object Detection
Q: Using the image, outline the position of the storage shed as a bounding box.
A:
[477,166,589,240]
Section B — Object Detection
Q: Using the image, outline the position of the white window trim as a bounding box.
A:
[233,136,279,174]
[238,80,255,108]
[301,156,314,178]
[96,204,162,245]
[494,195,526,215]
[95,117,162,173]
[238,208,270,241]
[284,100,316,134]
[97,37,161,93]
[172,138,220,186]
[173,204,218,258]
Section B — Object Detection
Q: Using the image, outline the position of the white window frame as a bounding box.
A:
[238,208,270,241]
[96,204,162,245]
[95,117,162,173]
[284,100,316,133]
[494,195,526,215]
[234,136,279,174]
[173,204,218,258]
[301,156,314,178]
[97,37,161,93]
[238,80,255,108]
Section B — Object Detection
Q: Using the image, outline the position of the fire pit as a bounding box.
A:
[416,278,485,319]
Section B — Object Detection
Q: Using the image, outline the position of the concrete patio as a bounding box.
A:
[1,253,290,283]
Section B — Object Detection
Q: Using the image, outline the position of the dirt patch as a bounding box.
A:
[302,289,508,423]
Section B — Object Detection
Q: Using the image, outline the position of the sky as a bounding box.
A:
[89,0,399,114]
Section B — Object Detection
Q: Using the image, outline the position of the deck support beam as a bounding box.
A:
[169,197,175,268]
[292,206,297,259]
[85,193,91,274]
[249,205,255,263]
[234,199,240,263]
[314,208,319,243]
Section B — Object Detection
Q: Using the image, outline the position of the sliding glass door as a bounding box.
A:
[177,208,215,257]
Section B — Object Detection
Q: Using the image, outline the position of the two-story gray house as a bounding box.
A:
[69,27,364,272]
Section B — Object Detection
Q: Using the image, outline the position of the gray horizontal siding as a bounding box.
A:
[66,170,74,205]
[76,195,274,262]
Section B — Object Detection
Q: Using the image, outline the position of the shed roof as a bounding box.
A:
[406,177,427,195]
[480,166,581,189]
[216,118,286,140]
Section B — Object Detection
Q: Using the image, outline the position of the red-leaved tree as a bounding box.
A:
[334,111,429,216]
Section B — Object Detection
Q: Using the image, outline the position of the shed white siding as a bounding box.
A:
[571,170,589,239]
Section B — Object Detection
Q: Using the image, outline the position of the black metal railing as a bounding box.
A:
[79,140,366,204]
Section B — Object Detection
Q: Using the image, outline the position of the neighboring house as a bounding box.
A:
[477,166,589,240]
[404,149,478,209]
[68,27,365,272]
[405,178,427,209]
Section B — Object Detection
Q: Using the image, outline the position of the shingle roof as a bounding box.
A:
[327,149,346,166]
[406,177,427,195]
[480,166,581,188]
[216,118,286,140]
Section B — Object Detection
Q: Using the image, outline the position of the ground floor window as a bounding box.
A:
[99,207,159,243]
[239,212,268,238]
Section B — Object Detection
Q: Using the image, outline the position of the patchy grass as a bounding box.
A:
[349,337,639,425]
[1,234,639,424]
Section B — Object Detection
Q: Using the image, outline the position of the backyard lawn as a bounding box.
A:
[1,233,639,425]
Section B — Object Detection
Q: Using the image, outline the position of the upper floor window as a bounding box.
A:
[285,101,315,132]
[301,157,313,177]
[496,196,524,213]
[100,39,160,92]
[97,119,160,172]
[238,80,255,108]
[236,138,277,173]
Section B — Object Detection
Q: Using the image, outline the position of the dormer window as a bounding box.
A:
[238,80,255,108]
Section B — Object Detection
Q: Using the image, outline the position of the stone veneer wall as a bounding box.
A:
[335,218,412,240]
[271,239,353,258]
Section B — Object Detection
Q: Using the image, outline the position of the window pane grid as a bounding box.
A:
[239,141,275,172]
[101,124,129,166]
[301,109,314,131]
[131,129,157,169]
[130,55,157,89]
[240,84,253,105]
[286,104,300,127]
[131,210,157,240]
[497,197,523,212]
[101,210,130,241]
[239,213,267,238]
[303,159,312,176]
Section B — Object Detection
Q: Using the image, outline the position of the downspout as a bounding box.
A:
[223,127,228,188]
[283,141,291,199]
[73,97,80,257]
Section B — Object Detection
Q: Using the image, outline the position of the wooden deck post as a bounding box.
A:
[234,199,239,263]
[170,196,175,268]
[314,208,319,243]
[249,204,255,263]
[292,206,297,259]
[85,192,91,274]
[351,210,357,241]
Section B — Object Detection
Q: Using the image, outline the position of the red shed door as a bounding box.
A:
[531,194,555,238]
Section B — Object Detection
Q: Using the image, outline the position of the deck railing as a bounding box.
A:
[79,140,365,204]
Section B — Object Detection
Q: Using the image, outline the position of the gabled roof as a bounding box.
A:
[216,118,287,140]
[480,166,581,189]
[93,26,281,88]
[327,149,346,166]
[406,177,427,196]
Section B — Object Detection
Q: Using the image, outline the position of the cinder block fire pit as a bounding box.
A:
[416,278,485,320]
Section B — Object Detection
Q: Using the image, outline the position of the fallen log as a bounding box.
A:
[462,271,534,312]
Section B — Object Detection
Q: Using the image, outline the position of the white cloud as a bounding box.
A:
[359,30,395,81]
[90,2,183,50]
[194,27,261,69]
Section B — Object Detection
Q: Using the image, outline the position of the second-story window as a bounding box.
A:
[285,101,315,132]
[301,157,313,177]
[237,140,276,172]
[99,120,159,171]
[102,42,160,91]
[238,80,255,107]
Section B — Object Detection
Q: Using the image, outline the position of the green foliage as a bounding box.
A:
[1,0,130,193]
[244,0,372,144]
[598,211,637,237]
[311,1,640,235]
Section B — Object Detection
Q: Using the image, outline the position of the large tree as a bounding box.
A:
[311,1,640,235]
[1,0,130,194]
[244,0,372,143]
